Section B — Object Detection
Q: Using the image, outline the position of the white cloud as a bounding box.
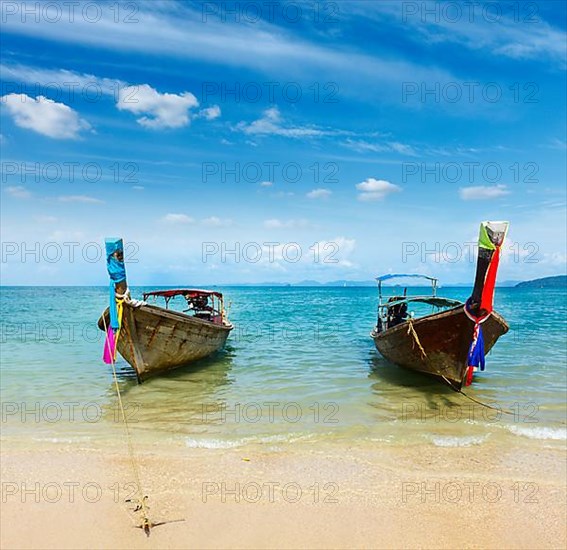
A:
[5,186,31,198]
[198,105,221,120]
[307,188,332,199]
[117,84,199,129]
[202,216,232,227]
[344,139,418,156]
[236,106,342,139]
[162,213,195,224]
[0,63,124,95]
[1,94,90,139]
[459,185,510,200]
[356,178,401,201]
[359,1,566,68]
[260,181,273,187]
[1,63,220,130]
[544,138,567,150]
[264,219,310,229]
[0,3,459,104]
[58,195,103,203]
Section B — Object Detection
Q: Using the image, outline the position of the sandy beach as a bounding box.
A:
[2,440,565,550]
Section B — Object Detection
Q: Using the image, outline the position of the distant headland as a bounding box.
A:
[515,275,567,288]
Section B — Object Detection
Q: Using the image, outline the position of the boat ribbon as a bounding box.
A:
[103,238,127,364]
[464,221,508,385]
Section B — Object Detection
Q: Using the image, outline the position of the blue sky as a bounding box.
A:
[1,0,565,285]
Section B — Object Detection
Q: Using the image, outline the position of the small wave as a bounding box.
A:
[507,425,567,441]
[30,437,90,444]
[185,438,243,449]
[185,433,314,449]
[430,434,489,447]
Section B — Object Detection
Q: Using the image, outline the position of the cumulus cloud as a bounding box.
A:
[1,64,220,131]
[307,188,332,199]
[5,186,31,198]
[1,94,91,139]
[356,178,401,201]
[459,185,510,200]
[198,105,221,120]
[117,84,199,129]
[162,213,195,224]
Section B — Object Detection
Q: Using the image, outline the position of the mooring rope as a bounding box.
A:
[102,311,152,536]
[434,370,514,415]
[406,319,427,360]
[404,318,521,417]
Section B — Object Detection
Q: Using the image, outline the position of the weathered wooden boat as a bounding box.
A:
[371,222,510,390]
[98,238,233,382]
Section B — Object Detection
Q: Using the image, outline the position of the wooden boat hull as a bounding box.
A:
[99,303,232,381]
[371,305,508,389]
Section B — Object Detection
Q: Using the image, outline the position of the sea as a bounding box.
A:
[1,286,566,452]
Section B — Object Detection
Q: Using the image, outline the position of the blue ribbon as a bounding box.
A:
[105,238,126,330]
[467,326,486,371]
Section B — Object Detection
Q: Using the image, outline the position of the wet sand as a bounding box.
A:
[1,441,565,549]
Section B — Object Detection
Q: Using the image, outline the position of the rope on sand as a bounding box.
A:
[102,313,152,536]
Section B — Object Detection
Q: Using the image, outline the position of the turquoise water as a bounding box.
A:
[1,286,566,449]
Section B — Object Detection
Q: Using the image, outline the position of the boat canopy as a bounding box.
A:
[375,273,437,283]
[383,296,462,309]
[143,289,224,300]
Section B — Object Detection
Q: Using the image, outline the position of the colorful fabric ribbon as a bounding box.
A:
[464,222,508,386]
[103,238,127,364]
[103,299,123,364]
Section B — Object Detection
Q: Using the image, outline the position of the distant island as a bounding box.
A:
[515,275,567,288]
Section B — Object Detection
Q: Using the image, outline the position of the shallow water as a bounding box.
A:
[1,286,566,450]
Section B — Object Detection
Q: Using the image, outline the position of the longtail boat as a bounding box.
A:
[98,238,233,382]
[371,221,510,390]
